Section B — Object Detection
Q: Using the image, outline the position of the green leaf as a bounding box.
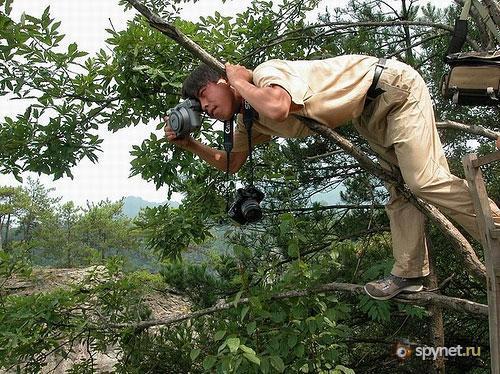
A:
[294,343,305,358]
[240,305,249,321]
[334,364,355,374]
[4,0,13,15]
[226,337,240,353]
[246,321,256,335]
[287,334,298,348]
[287,238,299,257]
[270,355,285,373]
[217,340,227,354]
[260,357,270,373]
[243,352,261,366]
[190,348,200,361]
[68,42,77,54]
[202,355,217,370]
[214,330,226,341]
[239,344,256,355]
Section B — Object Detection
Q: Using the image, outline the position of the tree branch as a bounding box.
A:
[437,119,500,141]
[267,204,385,214]
[109,281,487,331]
[245,20,480,57]
[126,0,224,73]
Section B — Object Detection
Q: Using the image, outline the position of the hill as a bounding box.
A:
[121,196,180,218]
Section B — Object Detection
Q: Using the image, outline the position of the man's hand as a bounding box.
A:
[225,62,253,87]
[496,136,500,150]
[163,116,193,149]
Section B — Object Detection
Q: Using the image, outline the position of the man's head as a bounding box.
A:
[182,64,241,121]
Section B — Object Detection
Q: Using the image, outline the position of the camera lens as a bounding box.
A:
[241,199,262,223]
[169,111,183,134]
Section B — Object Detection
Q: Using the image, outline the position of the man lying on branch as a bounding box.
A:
[164,55,500,300]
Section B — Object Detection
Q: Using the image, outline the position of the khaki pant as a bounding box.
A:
[353,59,500,278]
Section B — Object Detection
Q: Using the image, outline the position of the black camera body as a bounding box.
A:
[228,186,265,225]
[167,98,202,138]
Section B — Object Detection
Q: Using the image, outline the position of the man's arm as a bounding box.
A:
[225,63,302,122]
[164,122,248,173]
[181,138,248,173]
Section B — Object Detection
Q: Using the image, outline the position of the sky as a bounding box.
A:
[0,0,452,207]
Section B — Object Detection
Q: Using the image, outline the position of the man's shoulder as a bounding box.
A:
[253,59,287,72]
[254,55,377,72]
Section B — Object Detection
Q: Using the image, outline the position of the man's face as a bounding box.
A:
[197,79,238,121]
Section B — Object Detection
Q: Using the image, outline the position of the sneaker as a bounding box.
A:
[364,274,424,300]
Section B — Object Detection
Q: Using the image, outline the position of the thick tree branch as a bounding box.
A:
[437,120,500,141]
[110,281,487,331]
[126,0,224,73]
[126,1,486,283]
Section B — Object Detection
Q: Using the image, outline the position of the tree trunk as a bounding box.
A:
[401,0,415,63]
[66,228,72,268]
[0,216,3,251]
[5,213,11,247]
[427,236,446,374]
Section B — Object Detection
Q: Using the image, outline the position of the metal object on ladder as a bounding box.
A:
[463,150,500,374]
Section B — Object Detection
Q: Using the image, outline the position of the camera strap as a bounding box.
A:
[223,119,233,210]
[242,100,257,186]
[223,119,233,166]
[221,101,257,210]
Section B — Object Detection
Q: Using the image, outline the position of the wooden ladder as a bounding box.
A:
[463,150,500,374]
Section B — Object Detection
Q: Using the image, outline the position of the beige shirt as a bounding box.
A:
[232,55,379,152]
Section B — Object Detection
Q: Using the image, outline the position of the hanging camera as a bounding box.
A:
[224,101,265,225]
[167,98,203,138]
[228,186,265,225]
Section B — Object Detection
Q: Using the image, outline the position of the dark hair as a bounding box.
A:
[181,63,223,99]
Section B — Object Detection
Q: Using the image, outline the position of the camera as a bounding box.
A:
[228,186,265,225]
[167,98,202,138]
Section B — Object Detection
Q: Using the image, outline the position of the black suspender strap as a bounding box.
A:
[446,0,471,56]
[364,57,387,108]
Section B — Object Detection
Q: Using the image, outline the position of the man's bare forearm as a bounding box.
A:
[231,79,290,121]
[181,139,230,172]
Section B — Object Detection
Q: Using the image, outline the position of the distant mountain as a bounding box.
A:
[121,196,180,218]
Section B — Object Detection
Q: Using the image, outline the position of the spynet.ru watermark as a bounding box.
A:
[392,339,481,360]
